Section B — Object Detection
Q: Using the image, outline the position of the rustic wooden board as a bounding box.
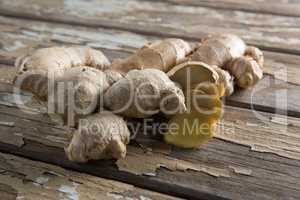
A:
[0,85,299,200]
[1,16,300,117]
[1,0,300,54]
[0,152,183,200]
[0,0,299,199]
[158,0,300,17]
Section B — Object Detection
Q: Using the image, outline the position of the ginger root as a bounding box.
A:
[14,47,110,100]
[191,34,246,67]
[12,34,266,159]
[111,38,195,72]
[165,61,224,148]
[226,56,263,88]
[65,111,130,162]
[245,46,264,68]
[50,67,123,126]
[190,34,264,89]
[104,69,186,118]
[211,65,234,96]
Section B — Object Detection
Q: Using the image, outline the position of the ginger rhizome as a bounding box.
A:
[245,46,264,68]
[164,34,264,148]
[111,38,196,72]
[104,69,186,118]
[190,34,264,89]
[13,34,265,160]
[14,47,110,100]
[226,56,263,88]
[50,67,123,126]
[65,111,130,162]
[165,62,223,148]
[13,46,187,161]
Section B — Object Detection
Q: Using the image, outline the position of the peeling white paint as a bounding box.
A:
[229,165,252,176]
[29,25,149,50]
[106,192,124,199]
[3,41,25,52]
[35,176,49,185]
[140,195,152,200]
[58,183,79,200]
[63,0,132,16]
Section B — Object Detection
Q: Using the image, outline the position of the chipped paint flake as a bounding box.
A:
[3,41,25,52]
[0,121,15,127]
[35,176,49,185]
[229,166,252,176]
[270,116,289,126]
[216,109,300,161]
[58,183,79,200]
[140,195,152,200]
[117,146,230,178]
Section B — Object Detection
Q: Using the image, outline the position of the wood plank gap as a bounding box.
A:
[140,0,300,18]
[1,12,300,56]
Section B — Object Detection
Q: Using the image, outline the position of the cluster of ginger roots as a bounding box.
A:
[13,34,264,162]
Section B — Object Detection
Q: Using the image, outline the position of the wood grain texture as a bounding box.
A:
[1,0,300,54]
[157,0,300,17]
[1,16,300,117]
[0,152,183,200]
[0,86,299,200]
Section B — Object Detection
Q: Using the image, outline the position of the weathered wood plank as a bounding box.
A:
[0,64,15,84]
[0,152,183,200]
[157,0,300,17]
[0,87,299,200]
[1,16,300,117]
[1,0,300,54]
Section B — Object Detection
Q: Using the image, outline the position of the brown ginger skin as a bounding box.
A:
[211,65,234,96]
[13,47,111,101]
[65,111,130,162]
[50,67,123,126]
[111,38,195,72]
[191,34,246,67]
[226,56,263,88]
[244,46,264,68]
[190,34,264,89]
[104,69,186,118]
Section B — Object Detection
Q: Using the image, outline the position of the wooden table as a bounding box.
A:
[0,0,300,199]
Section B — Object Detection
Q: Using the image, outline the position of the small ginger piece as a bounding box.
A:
[190,34,264,89]
[226,56,263,88]
[244,46,264,68]
[104,69,186,118]
[65,111,130,162]
[13,47,111,100]
[111,38,195,72]
[191,34,246,67]
[189,34,245,93]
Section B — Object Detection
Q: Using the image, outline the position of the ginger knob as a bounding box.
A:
[227,56,263,88]
[65,111,130,162]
